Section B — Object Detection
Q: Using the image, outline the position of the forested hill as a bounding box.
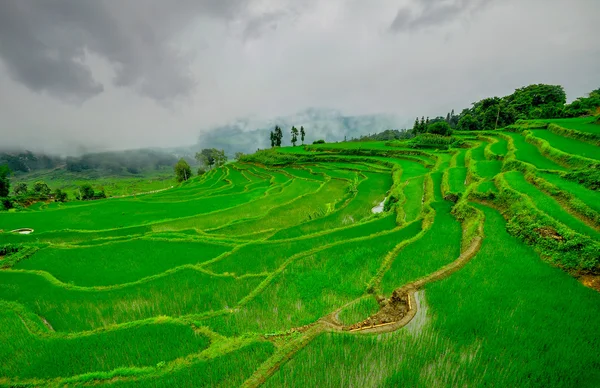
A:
[411,84,600,133]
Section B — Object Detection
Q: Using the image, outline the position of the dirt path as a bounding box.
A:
[322,234,482,335]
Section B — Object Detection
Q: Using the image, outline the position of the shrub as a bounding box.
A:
[313,139,326,144]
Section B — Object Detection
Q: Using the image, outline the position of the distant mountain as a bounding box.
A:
[196,108,406,155]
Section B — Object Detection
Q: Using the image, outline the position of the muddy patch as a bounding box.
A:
[579,274,600,292]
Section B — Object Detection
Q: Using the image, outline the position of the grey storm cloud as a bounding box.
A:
[391,0,495,32]
[0,0,284,102]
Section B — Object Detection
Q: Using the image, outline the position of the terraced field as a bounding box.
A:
[1,118,599,387]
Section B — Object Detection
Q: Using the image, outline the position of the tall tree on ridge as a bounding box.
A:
[291,126,299,146]
[300,126,305,145]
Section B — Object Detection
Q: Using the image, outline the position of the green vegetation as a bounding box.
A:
[1,112,598,386]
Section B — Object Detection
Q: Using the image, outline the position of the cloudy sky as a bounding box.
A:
[0,0,598,154]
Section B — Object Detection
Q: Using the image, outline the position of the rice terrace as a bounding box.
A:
[1,104,599,386]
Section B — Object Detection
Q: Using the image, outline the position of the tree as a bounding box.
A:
[273,126,283,147]
[234,152,245,161]
[427,121,452,136]
[13,182,28,196]
[196,149,215,169]
[300,126,306,145]
[270,131,275,148]
[291,126,299,146]
[174,158,192,182]
[79,184,95,200]
[0,164,10,197]
[457,113,479,131]
[212,149,227,167]
[33,181,51,197]
[54,188,68,202]
[413,117,420,133]
[419,116,425,133]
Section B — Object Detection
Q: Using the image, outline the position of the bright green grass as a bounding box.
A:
[0,269,264,332]
[108,341,275,388]
[269,172,392,240]
[431,171,443,201]
[505,171,600,241]
[530,130,600,160]
[282,166,327,182]
[0,312,209,379]
[402,176,424,222]
[539,117,600,134]
[0,184,271,231]
[209,214,399,275]
[539,172,600,213]
[208,178,349,236]
[490,135,509,155]
[15,239,232,287]
[267,206,600,387]
[470,142,486,161]
[382,201,461,294]
[455,149,467,167]
[448,167,467,193]
[477,180,498,193]
[202,222,423,336]
[476,160,502,179]
[153,179,320,232]
[336,296,381,326]
[505,132,566,170]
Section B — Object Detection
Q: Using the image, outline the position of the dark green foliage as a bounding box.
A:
[13,182,27,196]
[562,88,600,117]
[80,183,95,200]
[273,125,283,147]
[33,181,51,198]
[300,126,306,144]
[0,164,11,197]
[313,139,325,144]
[174,158,192,183]
[54,188,68,202]
[291,126,299,146]
[427,121,453,136]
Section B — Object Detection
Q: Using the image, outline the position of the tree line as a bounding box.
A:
[173,147,244,183]
[413,84,600,133]
[270,125,306,147]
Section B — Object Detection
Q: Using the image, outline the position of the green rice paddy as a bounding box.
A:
[1,117,599,387]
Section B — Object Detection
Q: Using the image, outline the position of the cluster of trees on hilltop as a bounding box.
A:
[414,84,600,132]
[270,126,306,147]
[173,148,229,183]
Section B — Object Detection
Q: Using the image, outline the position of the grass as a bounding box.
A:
[381,201,462,294]
[538,117,600,134]
[504,132,566,170]
[0,269,264,332]
[530,130,600,160]
[2,131,599,386]
[505,171,600,241]
[0,310,209,380]
[14,239,232,286]
[266,206,600,387]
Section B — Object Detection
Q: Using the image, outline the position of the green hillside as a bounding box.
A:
[1,117,599,387]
